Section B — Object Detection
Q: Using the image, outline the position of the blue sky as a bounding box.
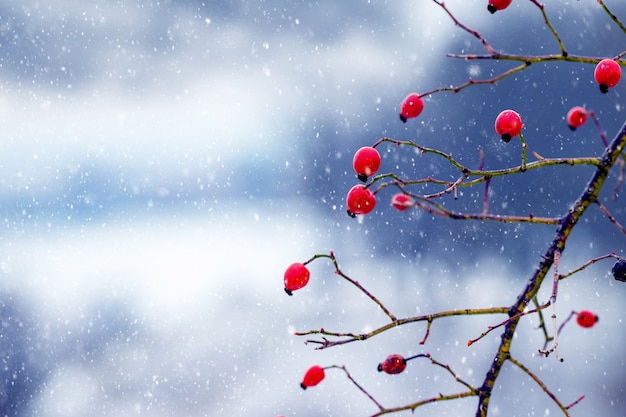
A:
[0,1,625,416]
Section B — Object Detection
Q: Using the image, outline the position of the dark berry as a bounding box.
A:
[612,259,626,282]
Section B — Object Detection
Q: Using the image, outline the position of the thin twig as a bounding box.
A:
[297,306,509,349]
[421,62,531,96]
[597,0,626,34]
[370,391,476,417]
[304,252,397,321]
[528,0,567,56]
[411,198,560,225]
[468,299,550,346]
[508,356,584,416]
[432,0,495,55]
[596,201,626,236]
[328,365,385,411]
[537,250,563,361]
[557,252,618,280]
[534,296,553,350]
[587,110,608,147]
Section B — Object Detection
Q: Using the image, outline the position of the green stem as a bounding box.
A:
[519,133,528,171]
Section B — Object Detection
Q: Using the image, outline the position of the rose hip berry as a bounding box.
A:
[487,0,512,14]
[594,59,621,94]
[300,365,325,389]
[346,184,376,217]
[353,146,381,182]
[612,259,626,282]
[566,106,587,131]
[399,93,424,123]
[494,109,523,143]
[377,354,407,375]
[283,262,310,296]
[576,310,598,328]
[391,193,414,211]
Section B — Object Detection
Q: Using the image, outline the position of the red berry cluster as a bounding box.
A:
[348,147,417,215]
[347,146,380,217]
[346,92,428,217]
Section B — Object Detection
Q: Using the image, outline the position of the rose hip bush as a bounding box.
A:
[280,1,626,416]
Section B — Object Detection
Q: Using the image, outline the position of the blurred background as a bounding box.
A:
[0,0,625,416]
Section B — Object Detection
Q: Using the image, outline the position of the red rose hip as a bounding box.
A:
[353,146,381,182]
[494,110,523,142]
[377,354,407,375]
[576,310,598,328]
[612,259,626,282]
[346,185,376,217]
[594,59,621,94]
[487,0,512,14]
[283,262,310,296]
[399,93,424,123]
[300,365,325,389]
[391,193,414,211]
[566,106,587,131]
